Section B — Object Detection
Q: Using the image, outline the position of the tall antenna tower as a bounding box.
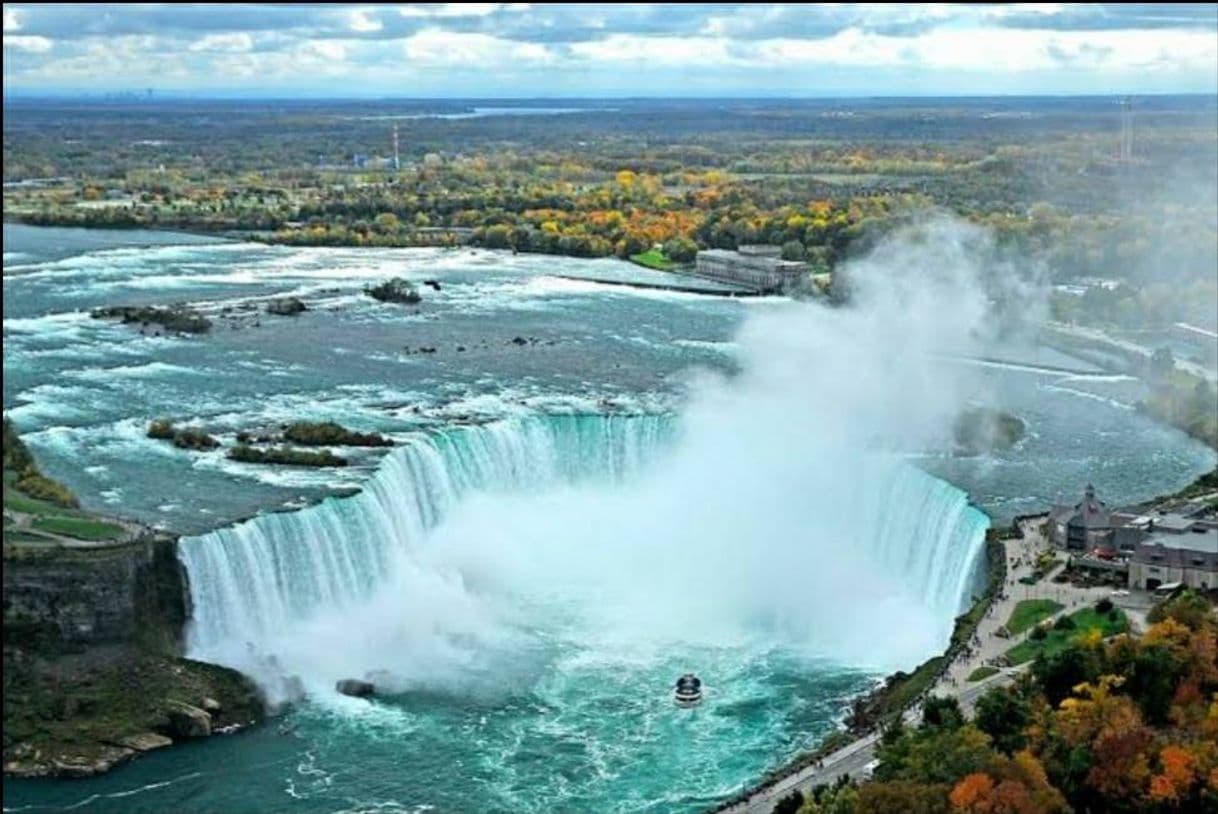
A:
[392,123,400,171]
[1118,97,1133,164]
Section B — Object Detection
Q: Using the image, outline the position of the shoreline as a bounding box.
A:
[1,534,266,780]
[2,216,246,245]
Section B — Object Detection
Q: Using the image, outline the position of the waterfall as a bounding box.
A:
[859,462,991,619]
[179,413,989,689]
[179,414,675,668]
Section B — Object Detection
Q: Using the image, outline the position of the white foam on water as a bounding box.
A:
[4,241,257,279]
[3,310,92,339]
[1041,383,1135,411]
[65,360,197,383]
[518,275,736,303]
[6,384,101,426]
[23,416,183,462]
[191,448,376,490]
[1060,373,1138,384]
[673,338,738,352]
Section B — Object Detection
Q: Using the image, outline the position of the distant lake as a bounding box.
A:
[350,106,612,120]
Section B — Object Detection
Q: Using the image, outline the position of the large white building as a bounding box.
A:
[1128,522,1218,591]
[1050,483,1218,591]
[693,246,807,293]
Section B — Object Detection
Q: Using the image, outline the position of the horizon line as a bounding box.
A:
[5,91,1218,102]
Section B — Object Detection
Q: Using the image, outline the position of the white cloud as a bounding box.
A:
[569,25,1214,79]
[188,32,254,53]
[348,9,383,33]
[4,35,52,53]
[399,4,516,18]
[302,40,348,62]
[2,4,1214,95]
[402,29,553,67]
[570,35,737,67]
[751,27,1218,74]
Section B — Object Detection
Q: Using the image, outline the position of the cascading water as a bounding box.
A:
[861,463,991,618]
[9,217,1049,814]
[179,413,678,693]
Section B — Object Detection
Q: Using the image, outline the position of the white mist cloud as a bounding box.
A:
[412,219,1013,682]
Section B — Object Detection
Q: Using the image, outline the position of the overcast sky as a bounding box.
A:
[4,3,1217,97]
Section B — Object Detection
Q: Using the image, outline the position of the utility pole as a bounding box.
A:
[392,123,400,171]
[1119,98,1133,164]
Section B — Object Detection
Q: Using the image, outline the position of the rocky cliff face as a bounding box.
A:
[3,536,263,778]
[3,535,186,651]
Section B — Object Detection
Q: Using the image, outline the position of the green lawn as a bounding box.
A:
[1006,607,1127,665]
[30,515,127,541]
[1005,599,1064,635]
[628,248,679,271]
[968,666,1000,682]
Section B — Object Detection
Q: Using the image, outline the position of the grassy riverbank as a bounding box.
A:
[629,248,682,271]
[4,419,127,546]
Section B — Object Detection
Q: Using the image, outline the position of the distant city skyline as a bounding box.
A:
[4,3,1217,97]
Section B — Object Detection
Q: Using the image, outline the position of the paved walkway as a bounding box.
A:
[933,518,1120,695]
[722,667,1021,813]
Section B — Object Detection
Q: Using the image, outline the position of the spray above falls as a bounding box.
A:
[179,216,1008,699]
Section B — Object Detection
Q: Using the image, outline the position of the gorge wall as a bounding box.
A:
[3,535,187,652]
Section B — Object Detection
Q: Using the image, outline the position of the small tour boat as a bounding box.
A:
[674,673,702,706]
